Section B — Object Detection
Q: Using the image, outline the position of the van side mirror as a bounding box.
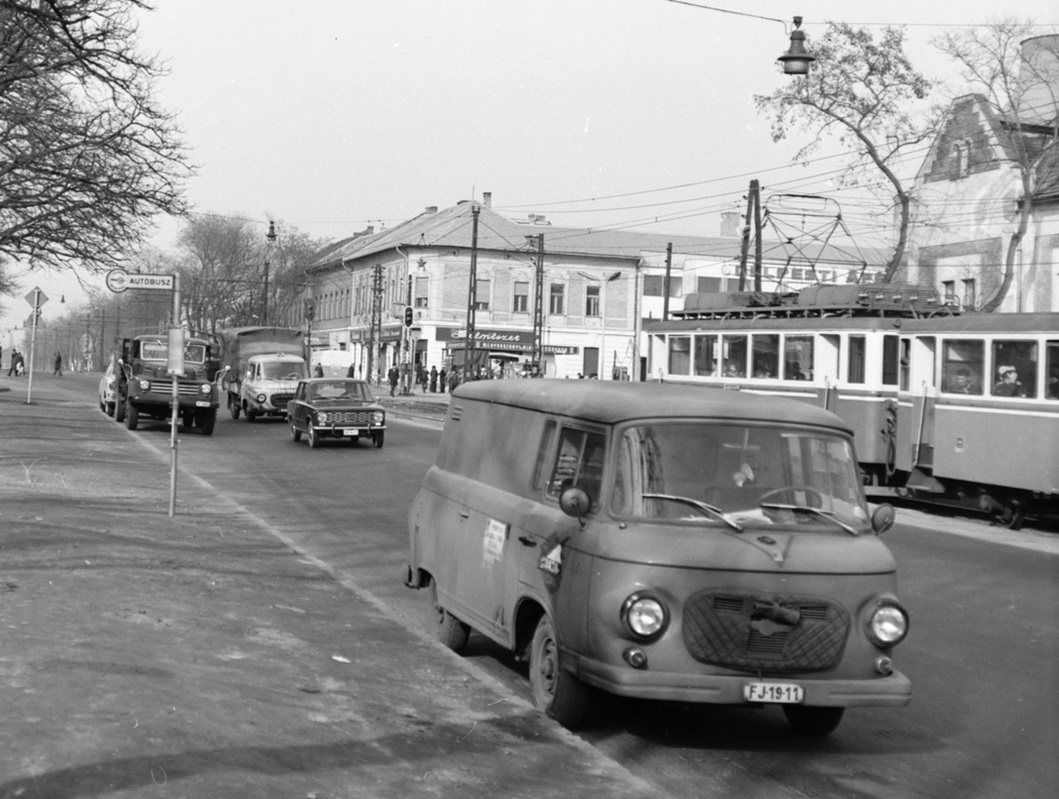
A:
[871,504,895,535]
[559,485,591,520]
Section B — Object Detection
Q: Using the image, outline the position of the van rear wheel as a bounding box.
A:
[529,614,590,729]
[426,577,469,652]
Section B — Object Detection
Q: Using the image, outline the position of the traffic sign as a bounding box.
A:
[106,269,174,293]
[25,287,48,307]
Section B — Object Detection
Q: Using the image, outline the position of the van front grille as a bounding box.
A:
[682,591,850,672]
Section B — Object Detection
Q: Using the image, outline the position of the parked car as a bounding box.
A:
[404,380,909,734]
[287,378,386,449]
[98,358,119,417]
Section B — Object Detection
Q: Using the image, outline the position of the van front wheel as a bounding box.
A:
[426,577,469,652]
[529,614,590,729]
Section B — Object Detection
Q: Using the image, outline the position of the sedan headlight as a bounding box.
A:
[372,411,385,425]
[866,600,909,647]
[621,592,669,641]
[317,412,328,424]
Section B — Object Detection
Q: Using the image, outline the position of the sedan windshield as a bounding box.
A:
[611,422,869,531]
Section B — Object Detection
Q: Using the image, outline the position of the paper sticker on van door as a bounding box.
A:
[539,542,562,575]
[482,518,508,567]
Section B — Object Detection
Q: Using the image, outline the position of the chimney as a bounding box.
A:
[720,211,741,237]
[482,192,492,208]
[1018,35,1059,125]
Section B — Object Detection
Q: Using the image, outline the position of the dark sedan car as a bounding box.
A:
[287,378,386,449]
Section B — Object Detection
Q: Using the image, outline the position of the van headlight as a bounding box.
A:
[866,600,909,647]
[621,592,669,641]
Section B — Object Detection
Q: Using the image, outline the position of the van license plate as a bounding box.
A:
[744,682,803,704]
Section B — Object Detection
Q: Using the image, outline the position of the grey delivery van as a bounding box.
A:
[404,380,910,733]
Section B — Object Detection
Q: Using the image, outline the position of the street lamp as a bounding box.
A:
[579,271,621,379]
[778,17,815,76]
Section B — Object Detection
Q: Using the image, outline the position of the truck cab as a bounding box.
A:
[115,334,219,436]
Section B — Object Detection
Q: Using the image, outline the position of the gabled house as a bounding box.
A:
[904,36,1059,313]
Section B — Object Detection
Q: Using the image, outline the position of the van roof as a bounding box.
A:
[451,379,850,432]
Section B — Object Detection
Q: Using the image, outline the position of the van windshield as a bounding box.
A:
[612,422,869,531]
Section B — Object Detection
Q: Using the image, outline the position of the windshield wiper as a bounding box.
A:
[642,493,744,532]
[759,503,860,536]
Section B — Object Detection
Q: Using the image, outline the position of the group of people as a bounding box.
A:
[948,364,1046,398]
[3,350,63,377]
[416,364,456,394]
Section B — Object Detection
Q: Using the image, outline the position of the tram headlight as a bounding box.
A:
[621,592,669,641]
[866,600,909,648]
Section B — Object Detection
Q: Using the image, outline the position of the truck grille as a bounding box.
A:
[682,590,850,672]
[146,380,206,398]
[270,393,294,409]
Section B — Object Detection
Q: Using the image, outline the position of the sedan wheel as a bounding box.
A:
[307,420,319,449]
[290,418,301,442]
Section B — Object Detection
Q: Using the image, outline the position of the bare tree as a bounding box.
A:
[0,0,190,276]
[176,214,260,334]
[935,20,1059,312]
[755,23,937,282]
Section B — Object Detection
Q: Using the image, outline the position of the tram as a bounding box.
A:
[646,283,1059,528]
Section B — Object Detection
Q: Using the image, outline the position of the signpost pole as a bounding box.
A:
[168,273,181,518]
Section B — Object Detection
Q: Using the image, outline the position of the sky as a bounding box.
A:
[3,0,1058,339]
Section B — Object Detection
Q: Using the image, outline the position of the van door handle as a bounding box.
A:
[518,536,535,546]
[459,511,470,519]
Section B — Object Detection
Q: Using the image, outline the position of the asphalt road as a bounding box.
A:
[8,373,1058,799]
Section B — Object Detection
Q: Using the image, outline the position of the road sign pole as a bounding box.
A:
[168,273,180,518]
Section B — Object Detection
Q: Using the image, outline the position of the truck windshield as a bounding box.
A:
[611,422,869,531]
[139,341,207,364]
[262,362,307,380]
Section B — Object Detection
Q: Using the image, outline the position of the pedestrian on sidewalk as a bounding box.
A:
[429,365,438,393]
[53,351,63,376]
[388,365,399,397]
[439,367,447,393]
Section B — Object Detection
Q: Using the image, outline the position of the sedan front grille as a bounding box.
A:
[683,590,850,672]
[324,410,377,425]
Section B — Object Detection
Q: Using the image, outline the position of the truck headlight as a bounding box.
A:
[201,384,213,395]
[866,600,909,647]
[255,392,266,403]
[138,379,151,391]
[621,592,669,641]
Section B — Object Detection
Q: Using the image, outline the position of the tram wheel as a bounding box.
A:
[996,498,1027,530]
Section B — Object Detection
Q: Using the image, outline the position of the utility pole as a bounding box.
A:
[263,220,276,325]
[463,204,480,383]
[528,233,544,375]
[663,242,673,321]
[738,180,762,291]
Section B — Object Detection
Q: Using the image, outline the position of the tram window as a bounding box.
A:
[1046,342,1059,400]
[991,340,1037,398]
[752,334,779,378]
[882,335,900,386]
[668,336,691,376]
[784,335,813,380]
[693,335,718,376]
[848,336,866,384]
[722,335,747,377]
[941,339,984,395]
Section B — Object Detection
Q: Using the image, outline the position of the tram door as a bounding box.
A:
[896,335,939,486]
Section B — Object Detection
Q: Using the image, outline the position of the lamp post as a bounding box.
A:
[263,220,276,325]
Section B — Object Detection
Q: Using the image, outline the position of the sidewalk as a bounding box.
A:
[0,374,650,798]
